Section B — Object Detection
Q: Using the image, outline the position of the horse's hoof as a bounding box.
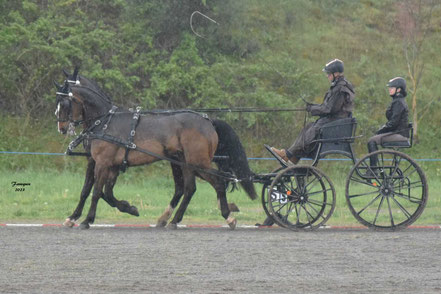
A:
[228,202,240,212]
[79,222,90,230]
[167,223,178,230]
[63,218,75,228]
[227,217,237,230]
[156,220,167,228]
[130,206,139,217]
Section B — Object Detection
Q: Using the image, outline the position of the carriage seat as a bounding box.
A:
[381,122,413,148]
[381,140,411,148]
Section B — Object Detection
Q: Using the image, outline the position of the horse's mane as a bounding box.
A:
[71,84,113,110]
[79,75,113,104]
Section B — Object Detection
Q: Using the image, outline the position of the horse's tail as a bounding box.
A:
[212,119,257,200]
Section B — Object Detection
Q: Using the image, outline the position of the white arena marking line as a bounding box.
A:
[1,224,440,229]
[6,224,43,227]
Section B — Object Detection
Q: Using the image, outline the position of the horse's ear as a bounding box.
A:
[54,80,61,90]
[63,69,70,78]
[73,66,80,79]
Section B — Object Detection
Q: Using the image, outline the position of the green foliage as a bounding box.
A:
[1,0,440,158]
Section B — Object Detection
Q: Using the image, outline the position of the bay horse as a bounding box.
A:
[55,75,256,229]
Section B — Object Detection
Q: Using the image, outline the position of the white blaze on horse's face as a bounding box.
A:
[55,102,63,133]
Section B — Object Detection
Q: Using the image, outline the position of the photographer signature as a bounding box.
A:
[11,181,31,192]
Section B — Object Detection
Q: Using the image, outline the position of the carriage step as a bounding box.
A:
[264,144,293,168]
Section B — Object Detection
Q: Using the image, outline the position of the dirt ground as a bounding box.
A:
[0,226,440,294]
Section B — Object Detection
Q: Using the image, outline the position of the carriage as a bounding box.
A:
[254,118,428,230]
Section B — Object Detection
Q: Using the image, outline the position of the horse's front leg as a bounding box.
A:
[79,164,109,230]
[64,157,95,227]
[103,167,139,217]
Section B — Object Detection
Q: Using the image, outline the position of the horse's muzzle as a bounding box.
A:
[58,122,68,134]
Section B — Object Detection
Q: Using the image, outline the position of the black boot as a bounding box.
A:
[366,141,379,177]
[367,141,378,167]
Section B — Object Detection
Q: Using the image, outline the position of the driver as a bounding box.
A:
[257,59,355,227]
[271,58,355,165]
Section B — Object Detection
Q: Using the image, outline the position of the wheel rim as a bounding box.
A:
[261,168,284,219]
[268,165,336,230]
[346,150,428,230]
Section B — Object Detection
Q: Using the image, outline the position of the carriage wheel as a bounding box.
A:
[346,150,428,230]
[267,165,336,230]
[261,167,285,225]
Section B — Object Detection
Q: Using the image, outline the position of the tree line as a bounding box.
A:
[1,0,440,153]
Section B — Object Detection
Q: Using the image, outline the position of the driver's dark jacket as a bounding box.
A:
[309,76,355,120]
[376,93,409,137]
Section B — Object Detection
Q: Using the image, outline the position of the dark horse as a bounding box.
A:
[55,71,256,229]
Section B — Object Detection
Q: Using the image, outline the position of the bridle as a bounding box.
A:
[55,90,85,126]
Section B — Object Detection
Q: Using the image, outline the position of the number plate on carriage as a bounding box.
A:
[269,190,288,204]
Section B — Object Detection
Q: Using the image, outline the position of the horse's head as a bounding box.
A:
[54,81,84,135]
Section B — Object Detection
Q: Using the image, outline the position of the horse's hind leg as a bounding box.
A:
[157,163,184,228]
[168,168,197,229]
[103,167,139,217]
[64,157,95,227]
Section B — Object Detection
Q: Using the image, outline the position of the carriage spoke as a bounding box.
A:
[372,196,385,226]
[390,196,413,219]
[301,203,314,226]
[357,193,382,216]
[306,187,332,197]
[399,163,418,178]
[304,174,322,190]
[393,191,423,204]
[272,201,288,213]
[305,201,324,222]
[386,196,395,228]
[348,189,381,199]
[389,154,402,178]
[307,198,331,207]
[283,202,296,222]
[294,202,302,225]
[349,175,381,188]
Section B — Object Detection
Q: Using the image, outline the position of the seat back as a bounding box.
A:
[311,117,357,165]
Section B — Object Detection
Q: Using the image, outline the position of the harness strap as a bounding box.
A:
[66,106,118,155]
[103,106,118,131]
[121,107,141,172]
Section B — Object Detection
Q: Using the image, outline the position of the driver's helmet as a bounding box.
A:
[322,59,344,74]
